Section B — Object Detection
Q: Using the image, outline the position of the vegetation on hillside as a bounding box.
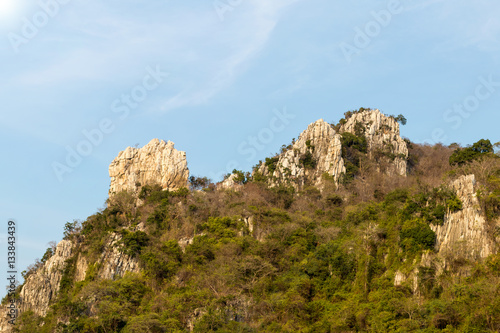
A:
[9,133,500,332]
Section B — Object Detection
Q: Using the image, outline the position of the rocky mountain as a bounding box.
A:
[340,109,408,176]
[2,110,499,332]
[109,138,189,196]
[257,118,345,190]
[256,109,407,190]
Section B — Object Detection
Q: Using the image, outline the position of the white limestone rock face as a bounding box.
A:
[97,233,141,280]
[218,173,243,191]
[340,109,408,176]
[431,174,497,263]
[75,253,89,282]
[19,240,74,317]
[109,139,189,196]
[258,119,346,190]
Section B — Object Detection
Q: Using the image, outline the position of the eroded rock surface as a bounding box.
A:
[432,174,497,263]
[19,240,74,317]
[98,233,141,280]
[109,139,189,196]
[340,109,408,176]
[258,119,345,190]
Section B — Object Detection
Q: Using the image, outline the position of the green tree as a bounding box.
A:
[449,139,494,166]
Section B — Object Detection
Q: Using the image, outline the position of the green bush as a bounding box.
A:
[265,156,279,174]
[120,231,150,257]
[140,244,181,282]
[400,219,436,252]
[299,151,317,169]
[341,132,367,153]
[449,139,494,166]
[199,217,240,240]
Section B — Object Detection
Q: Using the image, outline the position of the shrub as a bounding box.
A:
[449,139,494,166]
[199,217,240,240]
[123,314,172,333]
[341,132,367,153]
[251,171,267,183]
[41,247,54,264]
[185,235,216,264]
[190,176,212,191]
[231,169,249,184]
[400,220,436,252]
[120,231,150,257]
[265,156,280,174]
[326,194,343,207]
[139,184,165,201]
[384,189,409,205]
[299,151,317,169]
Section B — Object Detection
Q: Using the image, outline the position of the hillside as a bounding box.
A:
[2,109,500,333]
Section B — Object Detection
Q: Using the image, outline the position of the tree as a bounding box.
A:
[189,176,212,191]
[394,114,407,125]
[449,139,494,166]
[231,169,249,184]
[471,139,494,154]
[63,220,81,240]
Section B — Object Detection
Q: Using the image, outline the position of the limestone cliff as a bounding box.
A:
[19,240,74,317]
[340,109,408,176]
[258,119,345,190]
[395,174,498,290]
[431,174,497,264]
[109,139,189,196]
[97,233,141,280]
[0,232,142,332]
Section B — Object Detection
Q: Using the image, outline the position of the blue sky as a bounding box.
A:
[0,0,499,287]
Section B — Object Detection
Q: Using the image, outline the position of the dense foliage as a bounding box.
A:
[449,139,495,166]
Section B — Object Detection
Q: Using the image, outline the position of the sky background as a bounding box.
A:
[0,0,499,290]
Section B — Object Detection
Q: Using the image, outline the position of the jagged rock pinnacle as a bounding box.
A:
[108,139,190,196]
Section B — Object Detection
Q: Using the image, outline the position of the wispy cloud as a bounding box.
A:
[160,0,301,112]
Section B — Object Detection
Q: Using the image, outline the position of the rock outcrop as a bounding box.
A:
[340,109,408,176]
[19,240,74,317]
[256,110,408,190]
[0,240,74,332]
[97,233,141,280]
[395,174,498,289]
[0,232,143,331]
[218,173,243,191]
[109,139,189,196]
[258,119,345,190]
[431,174,497,263]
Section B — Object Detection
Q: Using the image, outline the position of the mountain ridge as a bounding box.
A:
[2,109,499,332]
